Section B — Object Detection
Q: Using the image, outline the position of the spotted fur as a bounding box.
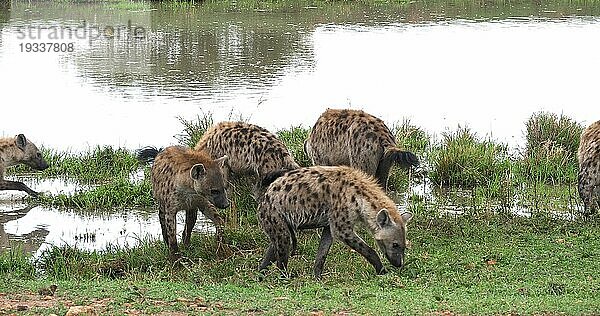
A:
[0,134,49,197]
[578,120,600,215]
[149,146,229,259]
[258,166,413,278]
[194,122,300,192]
[305,109,419,186]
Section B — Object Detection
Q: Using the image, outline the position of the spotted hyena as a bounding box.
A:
[578,120,600,215]
[0,134,49,197]
[305,109,419,186]
[194,121,300,192]
[258,166,413,278]
[139,146,228,259]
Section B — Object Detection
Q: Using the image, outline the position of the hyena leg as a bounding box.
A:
[275,235,291,272]
[313,226,333,279]
[578,169,599,215]
[182,209,197,247]
[259,243,276,271]
[0,180,39,196]
[338,231,385,274]
[289,223,298,256]
[160,210,179,259]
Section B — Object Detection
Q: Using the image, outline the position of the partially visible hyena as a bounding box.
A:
[139,146,229,259]
[258,166,413,278]
[578,120,600,215]
[194,121,300,192]
[305,109,419,186]
[0,134,49,197]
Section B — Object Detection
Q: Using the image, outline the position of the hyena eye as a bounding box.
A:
[36,152,42,158]
[392,243,401,249]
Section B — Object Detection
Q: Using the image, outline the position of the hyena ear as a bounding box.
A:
[214,155,228,168]
[401,211,414,224]
[15,134,27,151]
[190,163,207,181]
[376,209,391,228]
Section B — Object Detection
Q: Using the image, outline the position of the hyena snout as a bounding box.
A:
[27,154,49,171]
[377,240,405,268]
[211,192,229,209]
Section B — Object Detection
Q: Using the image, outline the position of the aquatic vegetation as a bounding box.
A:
[8,146,141,183]
[392,119,431,154]
[428,126,512,188]
[519,112,583,185]
[175,114,214,148]
[38,177,154,209]
[525,111,583,159]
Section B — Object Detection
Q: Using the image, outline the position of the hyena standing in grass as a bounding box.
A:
[258,166,413,278]
[0,134,49,197]
[578,120,600,215]
[138,146,228,259]
[194,121,300,195]
[305,109,419,186]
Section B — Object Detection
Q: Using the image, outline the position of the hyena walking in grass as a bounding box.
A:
[578,120,600,215]
[0,134,49,197]
[258,166,413,278]
[138,146,228,259]
[194,122,300,194]
[305,109,419,186]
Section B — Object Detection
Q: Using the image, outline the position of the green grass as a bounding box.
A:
[0,112,598,314]
[429,126,512,189]
[392,119,431,154]
[37,177,154,209]
[1,213,599,314]
[8,146,141,183]
[276,126,312,167]
[519,112,583,185]
[174,113,213,148]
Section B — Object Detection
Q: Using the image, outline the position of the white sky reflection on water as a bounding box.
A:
[1,17,599,151]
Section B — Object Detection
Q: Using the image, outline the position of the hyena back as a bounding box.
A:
[578,120,600,215]
[194,122,300,186]
[144,146,228,259]
[0,134,49,197]
[258,166,413,278]
[305,109,419,186]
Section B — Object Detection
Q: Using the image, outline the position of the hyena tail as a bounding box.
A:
[375,147,419,185]
[137,146,162,164]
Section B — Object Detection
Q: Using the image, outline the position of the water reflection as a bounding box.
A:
[0,1,598,252]
[1,2,600,150]
[0,203,214,256]
[0,204,48,254]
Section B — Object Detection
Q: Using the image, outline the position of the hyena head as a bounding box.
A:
[15,134,49,171]
[374,209,413,268]
[190,155,229,209]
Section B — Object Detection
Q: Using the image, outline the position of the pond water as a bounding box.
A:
[0,1,596,253]
[1,1,600,150]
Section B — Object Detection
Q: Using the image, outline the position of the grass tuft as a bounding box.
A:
[429,126,512,188]
[519,112,583,185]
[175,113,214,148]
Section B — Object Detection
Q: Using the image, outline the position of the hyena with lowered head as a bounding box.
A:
[139,146,228,259]
[194,121,300,193]
[305,109,419,186]
[0,134,49,197]
[258,166,413,278]
[578,120,600,215]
